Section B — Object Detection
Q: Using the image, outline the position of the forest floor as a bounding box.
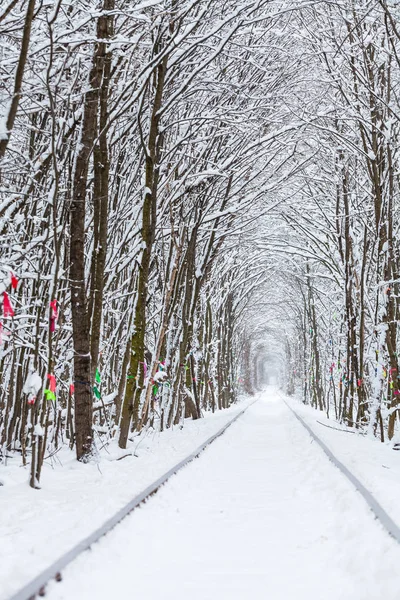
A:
[39,390,400,600]
[4,390,400,600]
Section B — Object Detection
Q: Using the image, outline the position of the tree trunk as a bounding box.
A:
[70,3,112,461]
[119,53,168,448]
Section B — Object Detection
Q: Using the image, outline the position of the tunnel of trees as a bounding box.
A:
[1,0,400,487]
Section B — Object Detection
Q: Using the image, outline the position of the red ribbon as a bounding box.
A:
[50,299,58,319]
[50,299,58,332]
[47,374,56,393]
[11,273,18,290]
[3,292,14,318]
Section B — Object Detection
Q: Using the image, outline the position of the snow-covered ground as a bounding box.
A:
[1,398,255,600]
[43,390,400,600]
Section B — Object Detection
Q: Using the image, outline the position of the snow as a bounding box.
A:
[0,103,10,141]
[43,390,400,600]
[33,424,44,437]
[0,398,254,600]
[153,370,167,382]
[22,371,42,395]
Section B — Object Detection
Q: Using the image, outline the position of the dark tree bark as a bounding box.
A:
[89,2,114,377]
[119,51,167,449]
[70,2,113,461]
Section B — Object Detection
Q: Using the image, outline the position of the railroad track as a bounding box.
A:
[7,400,258,600]
[8,394,400,599]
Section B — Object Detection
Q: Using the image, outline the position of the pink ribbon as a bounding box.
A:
[47,374,56,393]
[50,300,58,332]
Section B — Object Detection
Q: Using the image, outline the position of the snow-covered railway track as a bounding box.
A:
[39,393,400,599]
[283,399,400,545]
[8,394,400,600]
[7,401,257,600]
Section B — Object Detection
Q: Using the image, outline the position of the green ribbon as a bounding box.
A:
[93,369,101,399]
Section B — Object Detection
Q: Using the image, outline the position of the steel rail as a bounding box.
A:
[284,399,400,545]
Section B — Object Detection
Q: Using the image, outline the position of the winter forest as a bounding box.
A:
[2,0,400,597]
[2,0,400,476]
